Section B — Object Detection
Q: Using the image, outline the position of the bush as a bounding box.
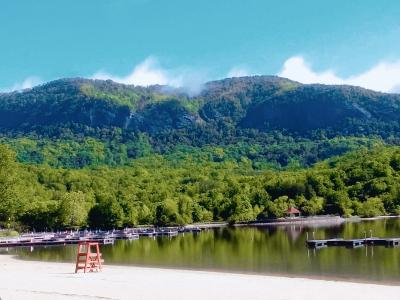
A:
[357,197,386,217]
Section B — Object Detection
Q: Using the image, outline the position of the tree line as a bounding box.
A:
[1,143,400,230]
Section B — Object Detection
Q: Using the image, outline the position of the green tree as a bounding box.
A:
[0,145,20,225]
[267,196,293,218]
[88,197,125,229]
[155,199,179,226]
[59,191,92,228]
[229,195,255,222]
[325,191,353,216]
[357,197,386,217]
[300,196,324,216]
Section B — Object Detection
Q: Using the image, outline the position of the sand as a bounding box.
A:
[0,255,398,300]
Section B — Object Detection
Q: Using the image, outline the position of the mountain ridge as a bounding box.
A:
[1,75,400,134]
[1,75,400,169]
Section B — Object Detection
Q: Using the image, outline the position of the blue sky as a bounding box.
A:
[1,0,400,92]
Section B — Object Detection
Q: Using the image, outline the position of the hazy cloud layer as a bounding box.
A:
[3,56,400,94]
[93,57,180,87]
[227,66,250,78]
[97,56,400,94]
[92,59,255,95]
[279,56,400,93]
[92,57,209,95]
[1,77,42,93]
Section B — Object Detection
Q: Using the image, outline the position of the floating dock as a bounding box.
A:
[306,237,400,249]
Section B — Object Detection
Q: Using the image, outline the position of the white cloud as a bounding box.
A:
[279,56,343,85]
[92,56,212,96]
[391,85,400,93]
[93,58,254,91]
[4,56,400,95]
[278,56,400,93]
[227,66,250,78]
[347,61,400,93]
[92,57,182,87]
[1,77,42,93]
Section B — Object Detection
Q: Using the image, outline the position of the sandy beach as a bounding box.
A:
[0,255,398,300]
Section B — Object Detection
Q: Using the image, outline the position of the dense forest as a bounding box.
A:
[1,144,400,230]
[1,76,400,230]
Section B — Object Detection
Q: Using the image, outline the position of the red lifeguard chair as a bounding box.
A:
[75,241,103,273]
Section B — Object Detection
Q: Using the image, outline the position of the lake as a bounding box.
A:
[3,218,400,283]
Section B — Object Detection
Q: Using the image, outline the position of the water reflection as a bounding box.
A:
[3,218,400,282]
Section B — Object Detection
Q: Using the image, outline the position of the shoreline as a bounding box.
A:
[46,259,400,287]
[163,215,400,228]
[10,250,400,286]
[1,255,399,300]
[235,215,400,227]
[2,215,399,237]
[235,215,345,227]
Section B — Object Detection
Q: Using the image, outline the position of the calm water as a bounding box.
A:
[3,218,400,283]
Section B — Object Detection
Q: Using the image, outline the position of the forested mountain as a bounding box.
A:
[2,76,400,230]
[0,76,399,169]
[1,76,400,137]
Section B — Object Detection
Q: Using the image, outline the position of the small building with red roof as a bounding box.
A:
[286,207,301,218]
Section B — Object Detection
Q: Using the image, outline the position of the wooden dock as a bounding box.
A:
[306,237,400,249]
[0,226,204,249]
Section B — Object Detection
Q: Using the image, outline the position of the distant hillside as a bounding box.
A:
[0,76,399,168]
[1,76,400,135]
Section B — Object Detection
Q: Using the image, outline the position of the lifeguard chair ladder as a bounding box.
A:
[75,241,103,273]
